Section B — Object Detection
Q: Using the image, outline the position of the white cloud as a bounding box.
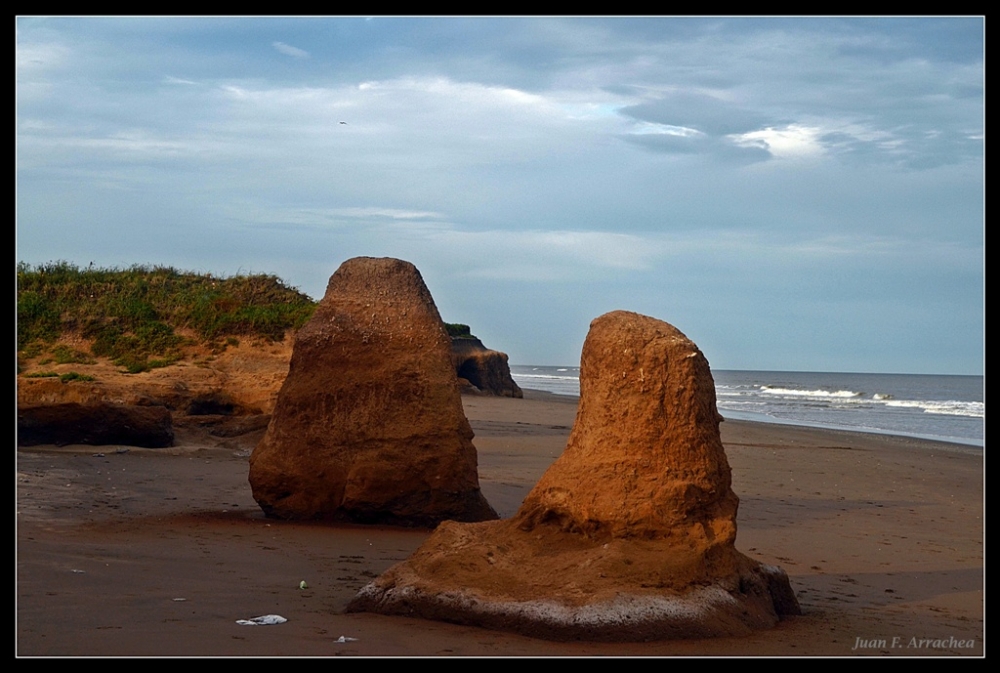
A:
[18,127,194,160]
[246,206,442,224]
[15,39,67,73]
[628,121,703,137]
[729,124,825,159]
[164,75,198,86]
[198,75,629,173]
[330,207,445,220]
[220,84,250,99]
[272,41,309,59]
[387,223,674,281]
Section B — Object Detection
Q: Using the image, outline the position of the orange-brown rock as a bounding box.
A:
[248,257,498,526]
[452,337,523,398]
[347,310,799,640]
[16,336,294,417]
[516,310,738,553]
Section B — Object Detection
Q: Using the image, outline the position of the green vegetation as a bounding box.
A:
[58,372,96,383]
[17,261,317,373]
[43,344,96,365]
[23,370,97,383]
[445,323,477,339]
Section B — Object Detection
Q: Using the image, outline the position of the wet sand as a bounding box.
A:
[17,390,983,656]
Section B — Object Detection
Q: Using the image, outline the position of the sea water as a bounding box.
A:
[509,365,984,448]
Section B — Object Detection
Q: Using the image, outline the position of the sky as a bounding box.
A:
[15,17,984,374]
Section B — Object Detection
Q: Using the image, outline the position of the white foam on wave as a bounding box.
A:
[514,373,578,380]
[885,399,984,418]
[760,386,861,398]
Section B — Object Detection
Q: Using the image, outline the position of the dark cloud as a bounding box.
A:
[619,132,771,164]
[618,94,769,137]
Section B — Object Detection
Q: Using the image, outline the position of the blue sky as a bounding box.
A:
[16,17,983,374]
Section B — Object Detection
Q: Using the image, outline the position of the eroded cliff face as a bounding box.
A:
[348,310,799,641]
[452,337,523,398]
[16,329,524,422]
[247,257,498,526]
[17,335,294,418]
[18,402,175,448]
[16,337,293,449]
[16,307,525,452]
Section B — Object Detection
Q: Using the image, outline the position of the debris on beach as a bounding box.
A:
[236,614,287,626]
[248,257,497,526]
[348,310,800,641]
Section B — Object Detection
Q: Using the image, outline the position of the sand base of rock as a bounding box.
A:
[346,517,798,641]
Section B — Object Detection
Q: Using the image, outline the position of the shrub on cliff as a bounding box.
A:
[445,323,477,339]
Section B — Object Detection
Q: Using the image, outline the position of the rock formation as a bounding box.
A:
[347,310,799,640]
[16,336,294,418]
[18,402,174,448]
[248,257,498,526]
[452,337,523,398]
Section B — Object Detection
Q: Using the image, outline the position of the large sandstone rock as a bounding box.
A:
[452,337,523,398]
[515,311,737,549]
[248,257,498,526]
[347,311,799,640]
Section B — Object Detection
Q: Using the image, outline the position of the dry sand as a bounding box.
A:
[16,390,983,656]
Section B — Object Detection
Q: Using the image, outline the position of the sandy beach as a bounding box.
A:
[16,389,983,656]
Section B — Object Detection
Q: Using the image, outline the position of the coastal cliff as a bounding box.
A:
[16,264,524,448]
[451,336,523,398]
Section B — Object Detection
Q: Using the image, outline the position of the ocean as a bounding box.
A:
[509,365,984,448]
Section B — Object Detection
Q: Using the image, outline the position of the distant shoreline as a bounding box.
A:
[719,409,984,451]
[517,386,983,451]
[512,366,984,449]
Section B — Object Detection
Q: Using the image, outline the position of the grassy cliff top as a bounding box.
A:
[17,261,478,375]
[17,261,317,373]
[444,323,478,339]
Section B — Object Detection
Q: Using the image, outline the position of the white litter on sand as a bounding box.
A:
[236,614,288,626]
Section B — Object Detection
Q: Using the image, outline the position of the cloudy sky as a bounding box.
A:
[16,17,983,374]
